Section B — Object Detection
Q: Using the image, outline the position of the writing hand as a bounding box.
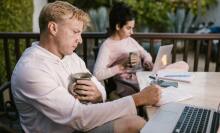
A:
[132,85,161,106]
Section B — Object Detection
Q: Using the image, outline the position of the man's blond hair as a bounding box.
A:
[39,1,90,32]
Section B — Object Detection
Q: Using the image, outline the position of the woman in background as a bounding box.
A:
[93,2,188,97]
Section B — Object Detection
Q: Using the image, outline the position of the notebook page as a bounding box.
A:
[157,71,194,83]
[136,71,193,106]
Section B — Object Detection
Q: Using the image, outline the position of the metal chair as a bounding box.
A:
[0,81,23,133]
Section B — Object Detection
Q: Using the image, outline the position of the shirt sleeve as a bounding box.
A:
[15,65,137,131]
[93,41,121,81]
[131,38,152,62]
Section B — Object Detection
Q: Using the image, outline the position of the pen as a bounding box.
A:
[155,74,159,84]
[164,74,191,77]
[149,75,156,80]
[149,74,159,84]
[149,74,160,85]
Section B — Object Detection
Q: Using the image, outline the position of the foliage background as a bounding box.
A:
[0,0,33,83]
[0,0,218,83]
[63,0,217,32]
[0,0,33,32]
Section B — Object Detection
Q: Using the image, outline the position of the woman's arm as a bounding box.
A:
[131,38,153,70]
[93,44,123,81]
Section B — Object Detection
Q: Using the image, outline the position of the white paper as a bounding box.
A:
[156,86,192,106]
[157,71,194,83]
[136,71,193,106]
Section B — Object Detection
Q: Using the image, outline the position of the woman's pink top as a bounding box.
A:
[93,37,152,81]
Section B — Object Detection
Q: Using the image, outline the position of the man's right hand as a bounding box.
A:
[132,85,161,106]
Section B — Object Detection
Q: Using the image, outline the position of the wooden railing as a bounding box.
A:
[0,32,220,110]
[1,32,220,82]
[1,32,220,79]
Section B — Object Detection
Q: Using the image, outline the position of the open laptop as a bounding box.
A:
[141,102,220,133]
[152,44,173,74]
[150,44,193,83]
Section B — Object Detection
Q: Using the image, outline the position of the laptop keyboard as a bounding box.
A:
[210,111,220,133]
[172,106,212,133]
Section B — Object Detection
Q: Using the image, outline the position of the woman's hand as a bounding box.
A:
[118,64,126,74]
[143,61,154,71]
[129,53,141,67]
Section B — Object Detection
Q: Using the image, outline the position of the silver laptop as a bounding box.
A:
[141,102,220,133]
[152,44,173,74]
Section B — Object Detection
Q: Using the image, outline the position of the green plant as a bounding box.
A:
[65,0,111,10]
[125,0,172,32]
[125,0,217,32]
[0,0,33,32]
[0,0,33,83]
[168,0,218,33]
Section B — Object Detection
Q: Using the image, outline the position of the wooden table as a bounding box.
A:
[137,72,220,119]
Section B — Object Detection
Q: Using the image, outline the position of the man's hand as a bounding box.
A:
[132,85,161,106]
[73,80,102,103]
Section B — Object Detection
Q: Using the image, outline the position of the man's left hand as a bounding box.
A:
[74,80,102,103]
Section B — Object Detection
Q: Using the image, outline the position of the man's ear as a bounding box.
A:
[116,24,120,31]
[48,21,58,36]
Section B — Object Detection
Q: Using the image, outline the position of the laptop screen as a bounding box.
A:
[152,44,173,74]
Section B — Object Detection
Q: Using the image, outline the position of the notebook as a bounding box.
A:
[136,71,192,106]
[157,71,194,83]
[141,102,220,133]
[137,44,191,103]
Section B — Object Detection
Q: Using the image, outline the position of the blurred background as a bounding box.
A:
[1,0,220,83]
[1,0,219,33]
